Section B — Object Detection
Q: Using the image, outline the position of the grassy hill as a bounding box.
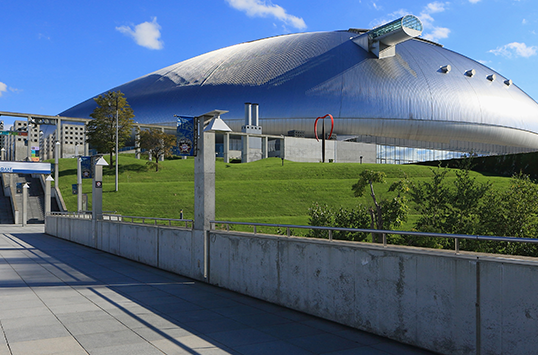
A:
[54,155,512,231]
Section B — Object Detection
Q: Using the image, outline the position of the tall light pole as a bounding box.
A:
[54,141,60,187]
[115,97,119,192]
[108,96,119,192]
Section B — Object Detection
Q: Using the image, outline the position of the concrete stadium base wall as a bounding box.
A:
[45,216,538,355]
[283,137,376,163]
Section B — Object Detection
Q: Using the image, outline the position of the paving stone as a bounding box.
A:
[8,336,87,355]
[0,227,437,355]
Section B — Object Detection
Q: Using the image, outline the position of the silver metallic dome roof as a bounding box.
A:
[61,29,538,152]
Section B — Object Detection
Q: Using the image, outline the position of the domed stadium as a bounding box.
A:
[61,16,538,163]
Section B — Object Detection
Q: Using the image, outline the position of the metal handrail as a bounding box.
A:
[49,211,193,228]
[210,220,538,253]
[104,214,193,228]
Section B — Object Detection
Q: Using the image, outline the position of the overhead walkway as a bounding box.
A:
[0,226,435,355]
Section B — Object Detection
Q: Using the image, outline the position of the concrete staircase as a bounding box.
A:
[12,174,46,224]
[0,178,14,224]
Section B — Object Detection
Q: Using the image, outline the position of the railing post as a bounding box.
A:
[226,223,230,232]
[254,225,257,234]
[455,238,460,254]
[287,227,290,237]
[383,233,387,247]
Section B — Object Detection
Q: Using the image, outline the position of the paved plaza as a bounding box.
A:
[0,225,436,355]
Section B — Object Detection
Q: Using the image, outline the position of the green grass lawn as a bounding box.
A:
[53,155,512,232]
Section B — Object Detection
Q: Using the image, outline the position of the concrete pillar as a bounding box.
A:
[92,157,108,220]
[1,148,5,161]
[45,175,53,216]
[223,133,230,163]
[22,183,29,226]
[262,136,268,159]
[194,123,215,231]
[242,134,250,163]
[26,119,32,161]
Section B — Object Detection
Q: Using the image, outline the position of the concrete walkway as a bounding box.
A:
[0,225,437,355]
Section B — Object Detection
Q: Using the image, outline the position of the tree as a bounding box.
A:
[307,203,370,241]
[351,170,409,243]
[407,160,491,248]
[139,128,176,171]
[86,91,135,166]
[478,173,538,256]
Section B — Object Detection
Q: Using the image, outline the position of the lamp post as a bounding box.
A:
[115,97,119,192]
[108,96,119,192]
[1,147,5,161]
[77,156,82,212]
[54,141,60,187]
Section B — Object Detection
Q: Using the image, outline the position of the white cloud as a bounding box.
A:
[226,0,307,30]
[0,82,7,97]
[489,42,538,58]
[419,2,451,42]
[116,17,163,50]
[469,0,481,3]
[424,1,447,13]
[370,9,409,28]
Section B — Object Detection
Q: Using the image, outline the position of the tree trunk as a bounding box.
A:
[369,208,377,243]
[369,181,384,243]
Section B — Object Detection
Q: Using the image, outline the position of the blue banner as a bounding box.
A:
[176,116,196,156]
[80,156,92,179]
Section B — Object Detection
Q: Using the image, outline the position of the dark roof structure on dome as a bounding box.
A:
[61,18,538,158]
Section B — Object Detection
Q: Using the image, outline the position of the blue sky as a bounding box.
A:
[1,0,537,128]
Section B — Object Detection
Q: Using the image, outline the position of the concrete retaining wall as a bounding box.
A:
[45,216,204,281]
[46,216,538,355]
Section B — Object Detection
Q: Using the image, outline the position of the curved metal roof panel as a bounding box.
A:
[61,30,538,150]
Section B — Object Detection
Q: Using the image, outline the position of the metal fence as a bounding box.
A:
[48,212,538,254]
[210,220,538,254]
[49,212,193,229]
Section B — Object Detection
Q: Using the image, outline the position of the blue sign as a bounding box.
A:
[0,162,51,174]
[176,116,196,156]
[80,156,92,179]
